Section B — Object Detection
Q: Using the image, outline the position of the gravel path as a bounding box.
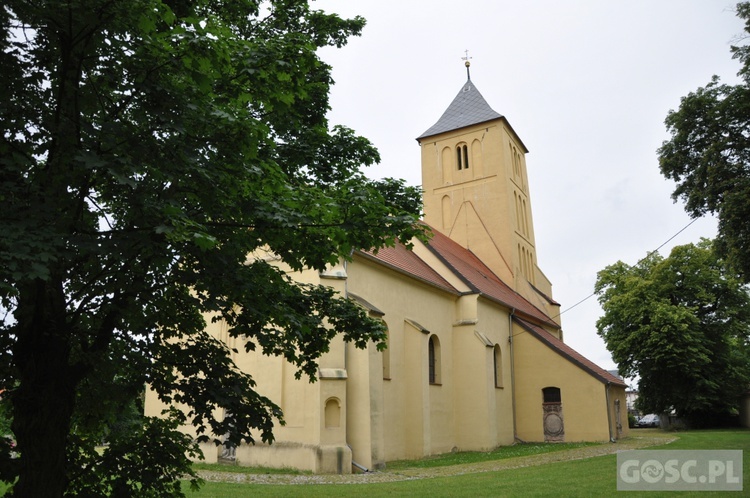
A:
[196,434,676,485]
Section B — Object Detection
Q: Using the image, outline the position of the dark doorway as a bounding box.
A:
[542,387,564,442]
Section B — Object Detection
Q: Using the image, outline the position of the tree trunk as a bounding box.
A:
[8,13,89,498]
[11,279,78,498]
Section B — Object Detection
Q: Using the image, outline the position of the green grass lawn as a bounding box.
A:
[385,440,598,470]
[184,429,750,497]
[1,429,747,497]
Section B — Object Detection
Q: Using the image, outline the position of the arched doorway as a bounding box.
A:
[542,387,564,442]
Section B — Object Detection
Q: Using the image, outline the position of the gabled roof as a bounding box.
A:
[514,317,627,387]
[423,229,559,329]
[360,228,558,330]
[359,242,459,294]
[358,229,622,387]
[417,79,503,140]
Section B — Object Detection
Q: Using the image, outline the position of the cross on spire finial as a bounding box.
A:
[462,49,472,79]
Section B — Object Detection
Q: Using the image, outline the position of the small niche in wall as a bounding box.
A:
[324,397,341,428]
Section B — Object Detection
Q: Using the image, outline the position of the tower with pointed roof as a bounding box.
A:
[146,61,630,475]
[417,67,558,320]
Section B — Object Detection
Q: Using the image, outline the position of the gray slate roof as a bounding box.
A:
[417,79,503,140]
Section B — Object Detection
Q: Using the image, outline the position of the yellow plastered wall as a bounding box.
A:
[346,255,518,462]
[144,260,354,473]
[419,120,554,311]
[513,322,615,442]
[345,338,385,470]
[347,255,458,461]
[451,299,515,450]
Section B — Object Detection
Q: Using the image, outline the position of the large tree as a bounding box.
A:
[658,2,750,282]
[595,240,750,426]
[0,1,425,496]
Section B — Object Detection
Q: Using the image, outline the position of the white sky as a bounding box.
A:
[314,0,745,379]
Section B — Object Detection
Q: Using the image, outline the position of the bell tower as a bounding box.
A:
[416,63,557,317]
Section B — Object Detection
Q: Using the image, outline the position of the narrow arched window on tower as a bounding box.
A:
[456,143,469,170]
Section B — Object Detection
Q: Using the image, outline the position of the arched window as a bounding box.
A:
[527,249,535,285]
[511,144,521,179]
[493,344,503,388]
[456,143,469,170]
[442,195,451,230]
[428,335,441,384]
[471,139,482,176]
[441,146,452,184]
[522,198,529,236]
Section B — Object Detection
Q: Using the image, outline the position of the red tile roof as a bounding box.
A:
[359,243,458,294]
[359,229,557,329]
[359,229,621,387]
[514,317,627,387]
[423,230,560,329]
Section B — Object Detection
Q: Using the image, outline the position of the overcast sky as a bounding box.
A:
[313,1,745,379]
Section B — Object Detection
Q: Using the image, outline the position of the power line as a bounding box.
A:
[556,217,701,319]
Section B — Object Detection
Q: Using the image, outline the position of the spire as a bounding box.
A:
[462,49,472,80]
[416,59,503,140]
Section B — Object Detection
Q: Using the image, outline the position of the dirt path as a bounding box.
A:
[196,434,676,485]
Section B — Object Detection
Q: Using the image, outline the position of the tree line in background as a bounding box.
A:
[0,1,425,496]
[596,2,750,427]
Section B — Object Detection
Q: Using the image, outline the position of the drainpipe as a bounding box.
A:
[508,308,518,441]
[347,445,370,473]
[605,382,615,443]
[343,258,349,369]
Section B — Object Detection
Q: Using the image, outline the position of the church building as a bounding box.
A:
[145,67,628,473]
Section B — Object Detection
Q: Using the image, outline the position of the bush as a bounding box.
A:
[628,413,637,428]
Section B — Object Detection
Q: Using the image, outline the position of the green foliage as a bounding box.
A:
[628,413,637,428]
[0,0,426,496]
[658,2,750,282]
[595,240,750,425]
